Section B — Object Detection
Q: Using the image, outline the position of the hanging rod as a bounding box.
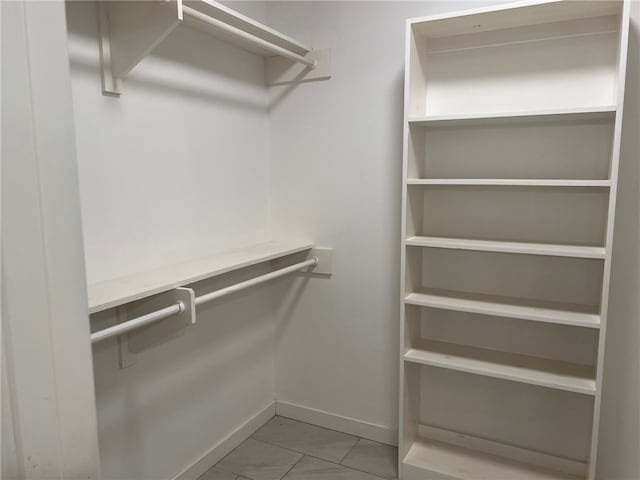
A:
[90,256,319,344]
[181,5,317,69]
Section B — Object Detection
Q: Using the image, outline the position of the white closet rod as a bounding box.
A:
[181,5,317,69]
[193,256,318,305]
[90,256,319,344]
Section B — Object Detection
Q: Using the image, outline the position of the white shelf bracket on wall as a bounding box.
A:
[97,0,332,96]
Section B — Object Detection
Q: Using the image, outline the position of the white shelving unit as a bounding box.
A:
[97,0,331,95]
[399,2,631,479]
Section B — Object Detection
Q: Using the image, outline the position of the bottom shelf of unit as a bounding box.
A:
[403,438,584,480]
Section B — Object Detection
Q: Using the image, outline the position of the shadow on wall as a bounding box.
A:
[64,1,310,111]
[89,263,281,477]
[65,1,266,110]
[598,6,640,480]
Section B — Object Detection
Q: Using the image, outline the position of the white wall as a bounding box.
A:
[598,2,640,479]
[68,1,271,284]
[268,3,639,475]
[66,2,278,479]
[267,0,505,440]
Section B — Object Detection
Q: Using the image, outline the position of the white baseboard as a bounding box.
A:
[275,400,398,446]
[173,402,276,480]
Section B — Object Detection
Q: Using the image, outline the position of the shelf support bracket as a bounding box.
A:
[97,2,122,96]
[97,0,183,96]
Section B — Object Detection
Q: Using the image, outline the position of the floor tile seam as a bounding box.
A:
[338,461,397,480]
[290,452,394,480]
[214,438,301,480]
[221,437,394,480]
[262,442,392,480]
[271,415,360,441]
[340,443,399,480]
[277,453,307,480]
[337,438,360,464]
[246,437,349,466]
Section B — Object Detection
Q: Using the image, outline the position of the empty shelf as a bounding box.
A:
[405,340,595,395]
[88,240,313,314]
[406,179,611,187]
[406,236,606,259]
[405,289,600,329]
[404,437,583,480]
[408,105,616,127]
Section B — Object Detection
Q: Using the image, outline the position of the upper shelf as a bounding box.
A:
[98,0,331,95]
[406,236,606,259]
[87,240,313,314]
[407,106,616,128]
[406,179,611,187]
[409,0,622,38]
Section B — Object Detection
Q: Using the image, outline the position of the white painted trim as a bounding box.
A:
[2,1,101,477]
[275,401,398,447]
[588,3,632,479]
[173,402,276,480]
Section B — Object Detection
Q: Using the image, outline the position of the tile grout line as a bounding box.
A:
[246,437,394,480]
[276,453,306,480]
[339,440,399,480]
[338,437,361,464]
[272,415,362,441]
[248,437,350,467]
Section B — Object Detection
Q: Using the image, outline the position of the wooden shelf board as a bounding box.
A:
[408,106,616,127]
[405,340,596,395]
[404,437,584,480]
[406,179,611,187]
[405,289,601,329]
[183,0,311,56]
[406,236,606,259]
[409,0,621,39]
[88,240,313,314]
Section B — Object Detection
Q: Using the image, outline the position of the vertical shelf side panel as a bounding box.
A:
[587,3,632,479]
[407,24,428,118]
[399,19,421,474]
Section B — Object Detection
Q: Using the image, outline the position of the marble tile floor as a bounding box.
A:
[198,416,398,480]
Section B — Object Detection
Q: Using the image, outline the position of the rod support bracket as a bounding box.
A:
[118,287,195,368]
[265,49,331,86]
[271,248,333,276]
[308,248,332,275]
